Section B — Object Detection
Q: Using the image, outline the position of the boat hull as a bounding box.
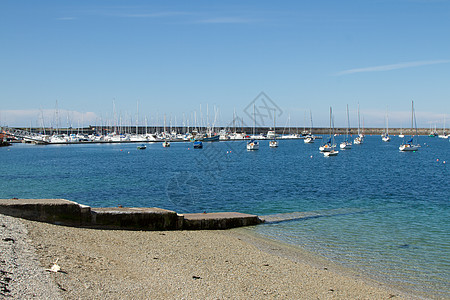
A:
[247,141,259,150]
[340,142,352,149]
[203,135,220,142]
[319,144,334,152]
[399,144,419,151]
[269,140,278,148]
[323,150,339,156]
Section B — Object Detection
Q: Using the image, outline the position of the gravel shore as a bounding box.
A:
[0,214,60,299]
[1,215,416,300]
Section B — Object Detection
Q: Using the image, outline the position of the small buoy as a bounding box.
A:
[310,155,313,158]
[120,149,123,151]
[444,161,446,164]
[128,151,130,154]
[188,148,190,150]
[437,159,439,162]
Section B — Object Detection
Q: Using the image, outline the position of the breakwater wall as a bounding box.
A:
[0,199,262,230]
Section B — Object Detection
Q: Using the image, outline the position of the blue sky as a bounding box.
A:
[1,0,449,129]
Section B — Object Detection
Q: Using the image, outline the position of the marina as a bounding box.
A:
[2,124,447,145]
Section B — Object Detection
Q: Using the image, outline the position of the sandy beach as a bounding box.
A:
[1,213,419,299]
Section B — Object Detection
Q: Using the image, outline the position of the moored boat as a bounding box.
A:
[354,103,364,144]
[399,100,420,152]
[323,149,339,157]
[320,107,338,156]
[340,104,352,149]
[399,140,420,151]
[247,139,259,150]
[193,141,203,149]
[304,135,314,143]
[382,107,391,142]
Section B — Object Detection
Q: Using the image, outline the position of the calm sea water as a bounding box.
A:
[1,136,449,298]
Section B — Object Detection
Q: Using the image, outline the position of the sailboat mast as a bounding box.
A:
[164,114,166,134]
[346,104,350,138]
[413,100,418,136]
[136,100,139,135]
[329,107,332,138]
[357,102,361,136]
[444,115,446,135]
[273,109,276,139]
[303,110,306,133]
[253,103,256,136]
[386,107,389,136]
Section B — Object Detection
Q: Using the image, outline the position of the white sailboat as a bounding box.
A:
[398,124,405,138]
[247,139,259,150]
[162,114,170,147]
[269,110,278,148]
[304,110,315,143]
[247,103,259,150]
[281,113,299,139]
[354,103,364,144]
[340,104,352,149]
[382,107,391,142]
[320,107,338,156]
[399,101,420,152]
[438,115,448,139]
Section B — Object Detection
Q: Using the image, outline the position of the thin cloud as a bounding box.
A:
[56,17,77,21]
[196,17,256,24]
[0,109,98,128]
[336,60,450,76]
[117,11,191,18]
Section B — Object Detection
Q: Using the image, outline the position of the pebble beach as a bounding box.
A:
[0,213,420,299]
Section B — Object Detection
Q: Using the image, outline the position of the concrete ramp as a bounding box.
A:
[0,199,262,230]
[0,199,91,226]
[91,207,181,230]
[183,212,262,230]
[261,208,374,224]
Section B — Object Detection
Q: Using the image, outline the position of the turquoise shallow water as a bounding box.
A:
[1,136,449,297]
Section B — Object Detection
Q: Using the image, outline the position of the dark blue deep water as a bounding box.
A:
[1,136,449,297]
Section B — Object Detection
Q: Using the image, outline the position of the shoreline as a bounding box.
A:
[229,227,428,299]
[11,216,424,299]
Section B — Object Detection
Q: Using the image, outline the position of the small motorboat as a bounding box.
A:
[323,150,339,157]
[247,139,259,150]
[304,136,314,143]
[269,140,278,148]
[193,141,203,149]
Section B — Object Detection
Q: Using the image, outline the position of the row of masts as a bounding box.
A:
[9,100,448,137]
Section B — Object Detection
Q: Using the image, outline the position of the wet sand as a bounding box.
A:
[17,217,419,300]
